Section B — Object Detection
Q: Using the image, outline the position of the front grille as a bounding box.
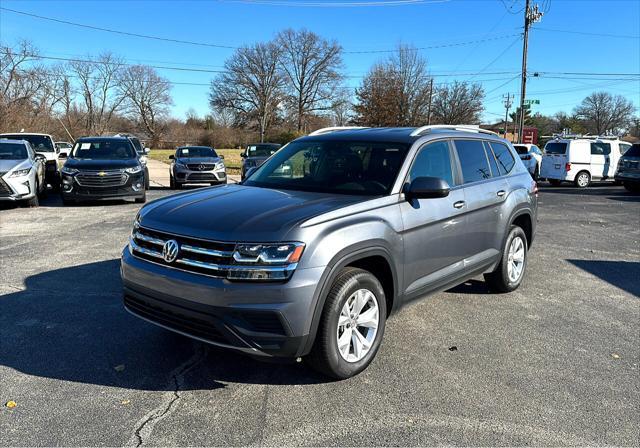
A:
[76,170,127,187]
[75,186,134,196]
[0,173,13,197]
[187,163,215,171]
[623,160,639,169]
[124,295,226,343]
[131,226,235,278]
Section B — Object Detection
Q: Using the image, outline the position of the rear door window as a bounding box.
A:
[489,142,516,175]
[590,142,611,155]
[545,142,567,154]
[454,140,492,184]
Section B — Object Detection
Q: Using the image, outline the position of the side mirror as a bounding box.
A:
[57,152,67,159]
[169,154,175,160]
[244,166,257,179]
[219,154,225,160]
[404,176,450,200]
[144,147,151,154]
[241,152,247,158]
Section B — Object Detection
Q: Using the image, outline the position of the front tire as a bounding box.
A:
[306,267,386,380]
[484,226,528,293]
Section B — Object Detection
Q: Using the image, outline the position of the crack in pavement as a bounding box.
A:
[126,343,208,447]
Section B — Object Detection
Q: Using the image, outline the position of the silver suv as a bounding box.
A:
[121,126,538,379]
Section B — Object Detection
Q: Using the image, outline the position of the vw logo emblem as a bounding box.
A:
[162,239,179,263]
[198,163,205,171]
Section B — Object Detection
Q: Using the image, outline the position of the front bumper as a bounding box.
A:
[174,167,226,184]
[0,175,36,201]
[615,171,640,184]
[61,172,145,200]
[120,247,325,359]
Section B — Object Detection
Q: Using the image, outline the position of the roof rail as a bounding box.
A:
[410,125,499,137]
[308,126,367,136]
[551,133,619,140]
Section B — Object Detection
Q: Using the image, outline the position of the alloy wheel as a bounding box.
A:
[336,288,379,363]
[507,236,526,283]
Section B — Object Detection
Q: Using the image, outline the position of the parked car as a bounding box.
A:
[0,139,47,206]
[59,137,146,205]
[540,135,627,188]
[0,133,61,190]
[114,134,150,189]
[240,143,281,180]
[169,146,226,189]
[615,143,640,192]
[513,143,542,179]
[121,125,537,379]
[55,142,74,157]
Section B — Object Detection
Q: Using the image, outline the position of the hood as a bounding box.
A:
[65,157,139,171]
[139,184,366,242]
[177,156,222,164]
[0,159,29,174]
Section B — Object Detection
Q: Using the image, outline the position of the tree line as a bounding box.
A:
[1,34,637,148]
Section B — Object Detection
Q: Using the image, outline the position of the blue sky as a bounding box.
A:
[1,0,639,122]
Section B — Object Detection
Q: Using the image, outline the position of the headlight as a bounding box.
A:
[9,168,31,177]
[139,156,148,165]
[125,166,142,174]
[61,166,78,175]
[230,242,305,281]
[175,162,186,169]
[215,161,225,170]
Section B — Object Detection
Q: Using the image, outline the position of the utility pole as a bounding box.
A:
[517,0,543,143]
[426,78,434,125]
[502,93,513,140]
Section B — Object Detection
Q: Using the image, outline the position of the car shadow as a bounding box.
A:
[446,279,493,295]
[0,259,329,390]
[566,259,640,298]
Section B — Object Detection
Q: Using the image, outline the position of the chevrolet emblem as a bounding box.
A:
[98,171,106,176]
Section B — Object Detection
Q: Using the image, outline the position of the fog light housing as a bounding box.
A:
[63,184,72,191]
[132,182,142,191]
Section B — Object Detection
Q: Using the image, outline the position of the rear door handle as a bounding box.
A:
[497,190,506,197]
[453,201,465,209]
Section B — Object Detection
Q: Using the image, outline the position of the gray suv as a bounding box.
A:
[121,126,537,379]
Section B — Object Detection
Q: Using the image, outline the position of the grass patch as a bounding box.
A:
[148,148,244,174]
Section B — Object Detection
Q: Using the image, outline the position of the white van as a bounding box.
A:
[540,136,631,188]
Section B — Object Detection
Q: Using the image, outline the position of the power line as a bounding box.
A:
[342,34,522,54]
[467,36,522,81]
[217,0,450,6]
[533,26,640,39]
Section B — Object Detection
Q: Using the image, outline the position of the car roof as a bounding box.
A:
[0,132,52,137]
[297,127,505,144]
[0,138,28,145]
[177,145,214,149]
[76,136,131,142]
[248,142,281,146]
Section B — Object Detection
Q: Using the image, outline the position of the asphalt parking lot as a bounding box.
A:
[1,183,638,446]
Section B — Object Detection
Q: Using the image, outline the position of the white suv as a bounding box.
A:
[0,139,46,206]
[513,143,543,179]
[540,136,628,188]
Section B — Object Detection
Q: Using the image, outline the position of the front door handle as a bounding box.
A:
[453,201,465,209]
[497,190,506,197]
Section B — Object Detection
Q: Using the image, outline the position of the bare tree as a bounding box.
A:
[574,91,635,135]
[118,65,172,144]
[330,91,354,126]
[276,29,343,132]
[353,45,432,126]
[431,81,484,124]
[209,42,284,142]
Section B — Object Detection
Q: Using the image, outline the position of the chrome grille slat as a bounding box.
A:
[134,232,165,246]
[181,244,232,258]
[76,169,127,187]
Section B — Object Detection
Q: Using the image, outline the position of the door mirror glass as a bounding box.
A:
[144,147,151,154]
[404,176,450,199]
[169,154,175,159]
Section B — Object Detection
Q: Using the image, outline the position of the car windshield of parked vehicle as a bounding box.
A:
[244,140,409,195]
[513,145,529,155]
[2,134,54,152]
[545,142,567,154]
[177,147,217,158]
[624,144,640,157]
[0,142,28,159]
[247,144,279,157]
[72,140,136,159]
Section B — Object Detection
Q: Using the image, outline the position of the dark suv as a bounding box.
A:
[615,143,640,192]
[240,143,281,180]
[121,126,537,379]
[60,137,147,205]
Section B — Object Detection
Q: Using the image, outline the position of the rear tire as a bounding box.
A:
[533,164,540,181]
[485,226,528,293]
[24,194,39,208]
[306,267,387,380]
[574,171,591,188]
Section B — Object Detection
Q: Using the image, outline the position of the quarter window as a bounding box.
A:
[454,140,492,184]
[408,141,454,186]
[489,142,516,174]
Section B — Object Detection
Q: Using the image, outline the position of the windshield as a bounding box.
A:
[513,145,529,155]
[624,144,640,157]
[177,147,217,158]
[72,140,136,159]
[1,134,54,152]
[247,144,280,157]
[244,140,409,196]
[0,142,28,159]
[56,142,72,149]
[545,142,567,154]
